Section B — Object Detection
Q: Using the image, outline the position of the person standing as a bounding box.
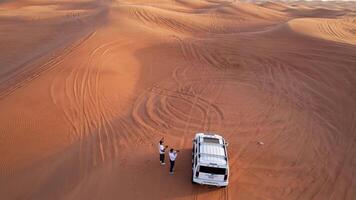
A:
[159,138,167,165]
[169,148,179,175]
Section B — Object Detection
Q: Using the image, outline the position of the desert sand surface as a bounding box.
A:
[1,0,356,199]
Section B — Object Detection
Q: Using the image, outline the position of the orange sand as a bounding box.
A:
[1,0,356,199]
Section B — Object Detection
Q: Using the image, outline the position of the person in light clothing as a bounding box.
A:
[159,138,167,165]
[169,148,179,174]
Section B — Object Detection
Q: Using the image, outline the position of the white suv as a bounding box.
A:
[192,133,229,187]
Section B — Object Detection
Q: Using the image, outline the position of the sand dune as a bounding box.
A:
[1,0,356,200]
[259,1,287,10]
[288,17,356,45]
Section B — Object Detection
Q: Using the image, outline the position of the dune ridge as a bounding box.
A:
[288,17,356,45]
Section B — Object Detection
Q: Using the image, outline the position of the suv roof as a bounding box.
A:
[195,133,228,166]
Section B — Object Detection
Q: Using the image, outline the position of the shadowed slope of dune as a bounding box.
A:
[0,0,108,97]
[259,1,291,11]
[287,7,347,18]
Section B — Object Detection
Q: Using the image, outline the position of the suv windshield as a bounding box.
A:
[199,166,226,175]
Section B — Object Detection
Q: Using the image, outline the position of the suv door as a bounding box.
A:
[191,139,197,183]
[192,139,196,167]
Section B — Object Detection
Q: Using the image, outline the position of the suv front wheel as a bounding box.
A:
[191,171,196,184]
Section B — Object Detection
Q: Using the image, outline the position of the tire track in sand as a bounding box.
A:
[0,31,96,100]
[50,39,134,174]
[173,37,232,200]
[131,36,227,148]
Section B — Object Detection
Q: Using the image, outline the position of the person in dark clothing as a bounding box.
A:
[169,148,179,174]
